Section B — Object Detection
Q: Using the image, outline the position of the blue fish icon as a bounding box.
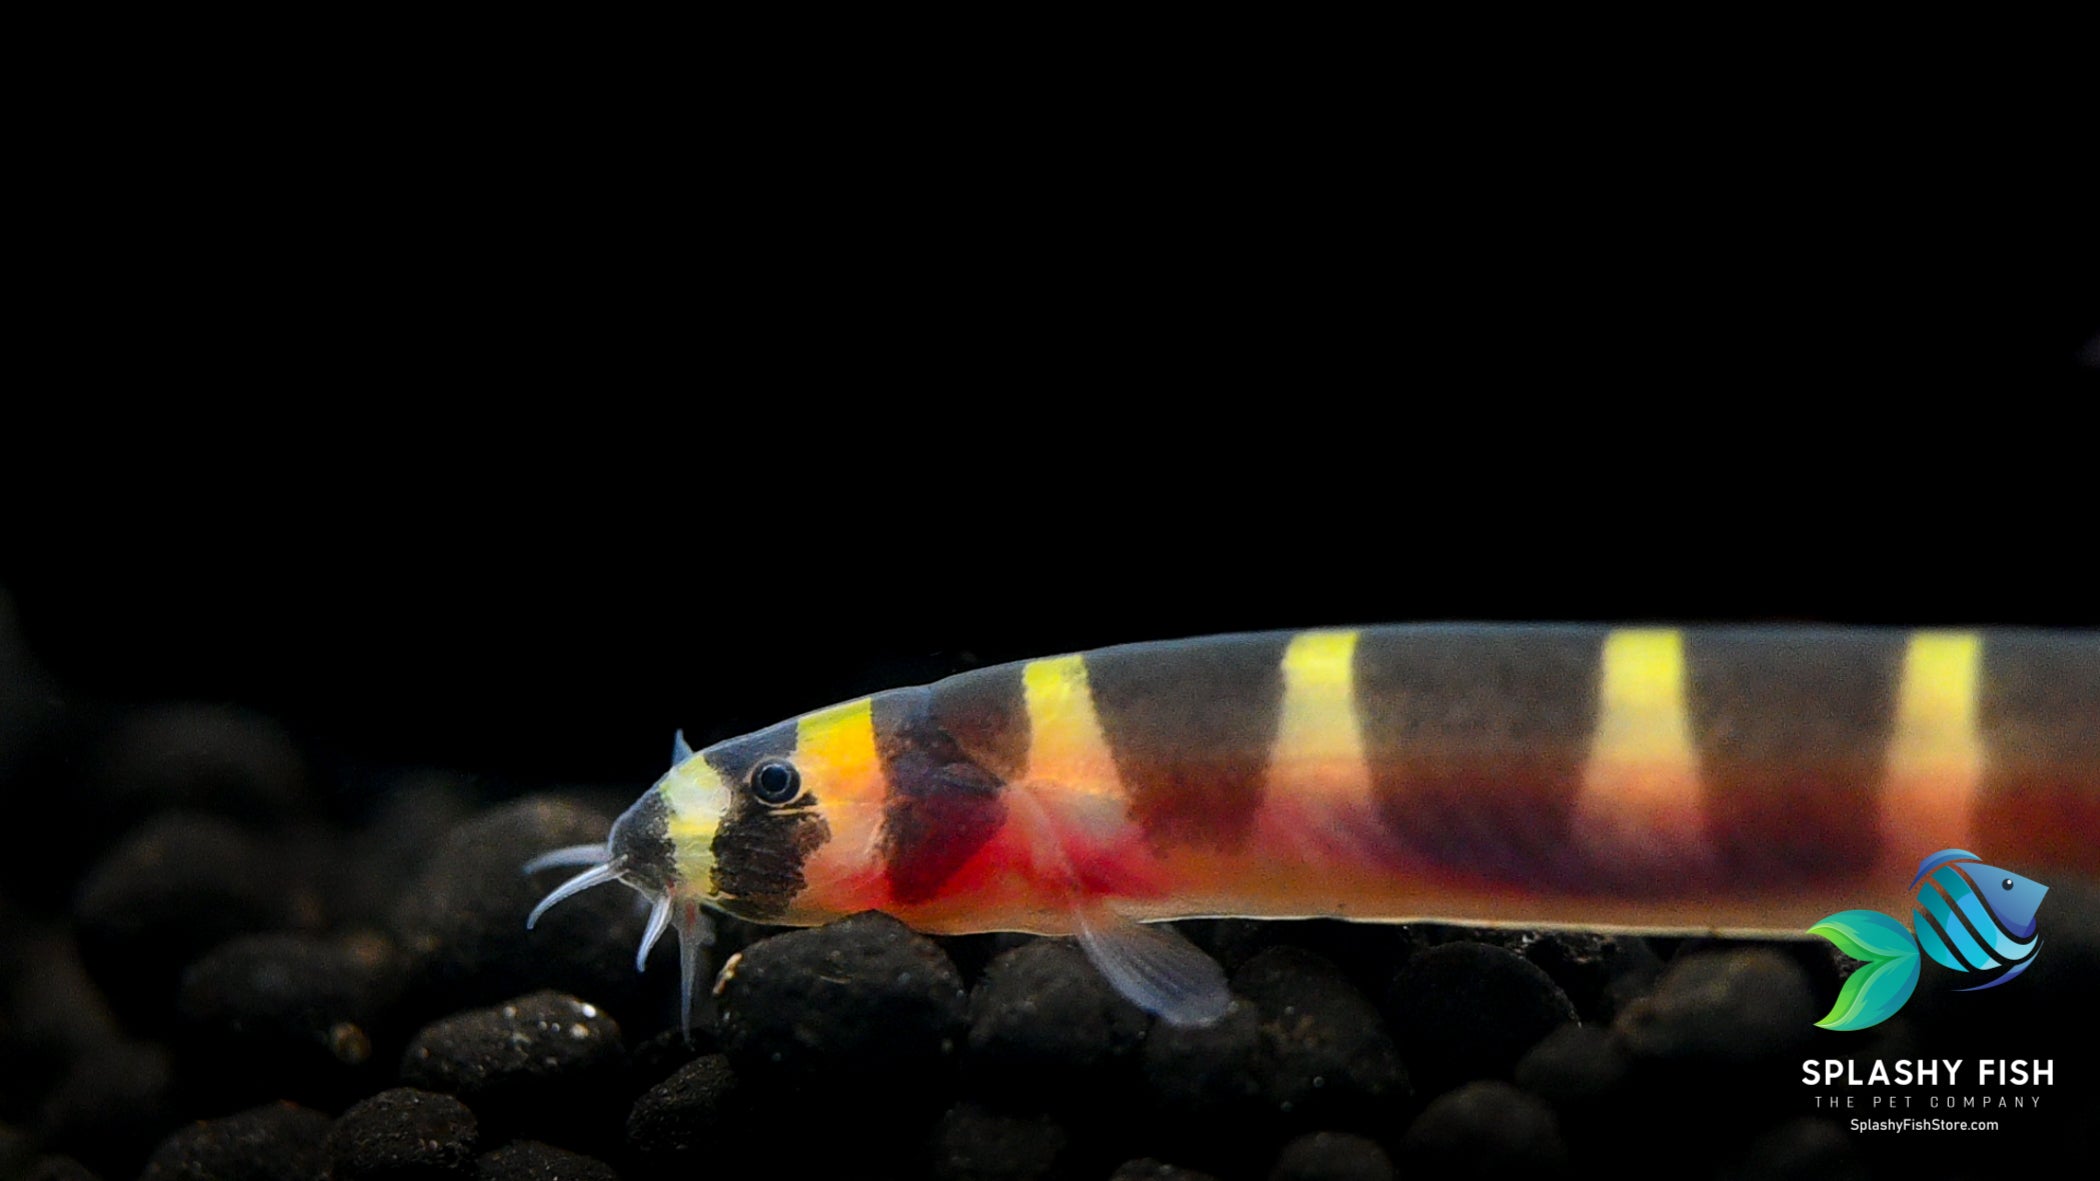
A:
[1810,849,2047,1031]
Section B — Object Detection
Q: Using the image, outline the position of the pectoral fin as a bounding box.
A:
[674,899,716,1042]
[1073,907,1234,1027]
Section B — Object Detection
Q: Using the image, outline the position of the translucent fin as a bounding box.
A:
[525,860,623,929]
[672,729,694,766]
[523,844,613,875]
[637,893,673,972]
[673,900,716,1042]
[1074,908,1233,1027]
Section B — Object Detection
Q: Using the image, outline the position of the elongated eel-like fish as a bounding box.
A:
[525,625,2099,1029]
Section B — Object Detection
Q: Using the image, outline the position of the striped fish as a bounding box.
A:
[1810,848,2050,1031]
[524,625,2100,1031]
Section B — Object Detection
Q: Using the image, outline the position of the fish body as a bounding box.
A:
[526,625,2100,1030]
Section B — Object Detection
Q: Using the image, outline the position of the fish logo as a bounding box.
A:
[1810,849,2047,1031]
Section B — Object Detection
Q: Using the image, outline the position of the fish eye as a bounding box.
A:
[749,759,802,806]
[2002,878,2014,891]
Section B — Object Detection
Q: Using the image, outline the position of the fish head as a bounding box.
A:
[1962,861,2048,940]
[521,707,879,1037]
[648,694,901,926]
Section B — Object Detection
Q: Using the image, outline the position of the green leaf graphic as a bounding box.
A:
[1810,910,1921,1031]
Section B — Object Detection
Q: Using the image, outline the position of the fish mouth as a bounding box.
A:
[607,789,679,893]
[524,786,690,957]
[524,844,634,922]
[521,749,732,1040]
[521,843,690,977]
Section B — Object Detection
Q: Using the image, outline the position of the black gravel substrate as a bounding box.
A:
[4,587,2096,1181]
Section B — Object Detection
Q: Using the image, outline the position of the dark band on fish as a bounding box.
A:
[874,687,1009,904]
[926,662,1031,782]
[1686,630,1901,880]
[1977,631,2100,871]
[710,804,831,921]
[611,789,678,894]
[1357,626,1603,889]
[706,719,829,920]
[1085,633,1291,851]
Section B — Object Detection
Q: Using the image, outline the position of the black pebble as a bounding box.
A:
[1715,1117,1866,1181]
[1510,1023,1636,1161]
[23,1157,101,1181]
[32,1036,173,1177]
[927,1103,1069,1181]
[1400,1080,1568,1176]
[326,1087,479,1181]
[1519,931,1662,1023]
[72,814,316,1029]
[0,1125,29,1178]
[626,1053,742,1172]
[399,990,625,1147]
[331,772,476,927]
[139,1100,331,1181]
[1140,946,1404,1173]
[1610,948,1814,1067]
[714,912,968,1175]
[474,1140,622,1181]
[1511,1023,1629,1113]
[626,1022,719,1095]
[388,797,653,1029]
[963,939,1147,1110]
[1137,992,1266,1120]
[1267,1131,1396,1181]
[716,911,967,1095]
[1203,918,1416,995]
[0,928,123,1124]
[938,930,1036,986]
[1232,946,1407,1127]
[1384,941,1576,1095]
[175,931,403,1110]
[1108,1159,1220,1181]
[86,703,313,822]
[627,1044,927,1180]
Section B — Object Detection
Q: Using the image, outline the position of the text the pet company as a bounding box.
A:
[1803,1059,2054,1111]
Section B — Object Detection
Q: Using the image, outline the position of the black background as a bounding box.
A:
[7,295,2097,794]
[6,52,2096,805]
